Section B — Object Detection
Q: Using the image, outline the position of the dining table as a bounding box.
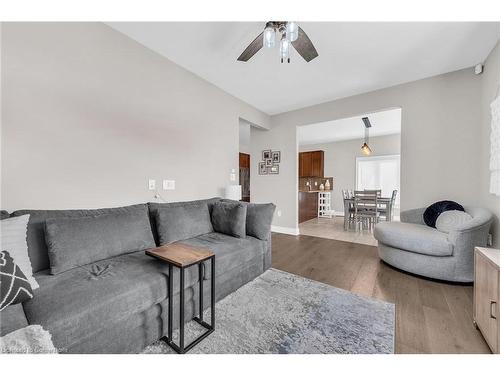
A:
[343,196,394,229]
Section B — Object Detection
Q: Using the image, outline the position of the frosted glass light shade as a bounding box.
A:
[280,37,290,62]
[225,185,242,201]
[286,22,299,42]
[263,26,276,48]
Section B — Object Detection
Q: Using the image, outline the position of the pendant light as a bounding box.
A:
[361,117,372,155]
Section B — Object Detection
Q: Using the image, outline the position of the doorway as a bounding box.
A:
[239,119,251,202]
[296,108,402,245]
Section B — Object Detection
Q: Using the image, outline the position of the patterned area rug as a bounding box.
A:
[143,268,394,354]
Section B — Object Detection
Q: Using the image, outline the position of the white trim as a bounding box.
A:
[271,225,299,236]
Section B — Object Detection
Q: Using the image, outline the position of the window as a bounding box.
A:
[356,154,400,210]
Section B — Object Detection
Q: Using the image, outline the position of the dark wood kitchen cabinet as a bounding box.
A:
[299,192,318,223]
[298,151,324,178]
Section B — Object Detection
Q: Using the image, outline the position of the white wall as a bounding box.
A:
[300,134,401,214]
[480,40,500,247]
[1,23,270,211]
[239,119,251,154]
[252,68,483,230]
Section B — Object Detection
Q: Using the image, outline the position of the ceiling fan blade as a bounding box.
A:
[291,27,318,62]
[237,32,263,62]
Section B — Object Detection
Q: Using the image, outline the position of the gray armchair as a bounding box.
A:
[374,207,493,282]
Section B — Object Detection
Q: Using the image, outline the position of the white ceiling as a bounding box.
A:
[107,22,500,115]
[298,108,401,145]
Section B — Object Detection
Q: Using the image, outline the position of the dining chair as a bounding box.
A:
[342,190,355,230]
[378,189,398,222]
[353,190,379,230]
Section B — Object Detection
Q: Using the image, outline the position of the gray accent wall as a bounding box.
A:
[480,40,500,247]
[252,67,484,231]
[1,23,270,211]
[299,134,401,215]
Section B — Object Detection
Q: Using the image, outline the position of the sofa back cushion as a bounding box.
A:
[155,203,214,245]
[45,210,155,275]
[148,198,220,245]
[211,201,247,238]
[246,203,276,240]
[10,204,151,273]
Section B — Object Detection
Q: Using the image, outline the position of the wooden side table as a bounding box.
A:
[146,243,215,354]
[474,247,500,353]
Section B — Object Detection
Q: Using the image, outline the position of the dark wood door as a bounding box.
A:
[239,153,250,169]
[239,153,250,202]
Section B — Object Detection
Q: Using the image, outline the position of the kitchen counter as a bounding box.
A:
[298,190,332,193]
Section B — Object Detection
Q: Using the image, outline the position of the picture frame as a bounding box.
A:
[265,159,273,167]
[259,162,268,175]
[272,151,281,163]
[268,165,279,174]
[262,150,272,160]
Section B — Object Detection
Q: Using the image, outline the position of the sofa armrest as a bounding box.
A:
[400,208,426,225]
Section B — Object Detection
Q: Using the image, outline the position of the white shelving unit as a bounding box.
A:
[318,191,333,218]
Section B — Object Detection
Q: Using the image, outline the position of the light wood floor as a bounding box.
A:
[271,233,491,354]
[299,217,377,246]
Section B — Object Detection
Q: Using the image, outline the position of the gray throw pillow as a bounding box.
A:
[246,203,276,240]
[435,210,473,233]
[155,203,213,245]
[211,201,247,238]
[45,211,155,274]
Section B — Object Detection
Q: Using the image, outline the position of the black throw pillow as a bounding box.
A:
[423,200,465,228]
[0,250,34,311]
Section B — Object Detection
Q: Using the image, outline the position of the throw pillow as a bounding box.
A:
[0,251,34,311]
[211,201,247,238]
[435,210,473,233]
[155,203,214,245]
[423,200,465,228]
[0,215,38,289]
[45,210,155,275]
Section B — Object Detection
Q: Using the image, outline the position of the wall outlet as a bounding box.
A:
[148,179,156,190]
[163,180,175,190]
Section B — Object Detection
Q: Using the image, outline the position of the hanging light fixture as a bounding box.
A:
[361,117,372,155]
[263,23,276,48]
[280,34,291,63]
[286,21,299,42]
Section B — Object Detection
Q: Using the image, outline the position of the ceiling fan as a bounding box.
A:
[237,21,318,63]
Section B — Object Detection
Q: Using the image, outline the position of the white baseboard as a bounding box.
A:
[271,225,300,236]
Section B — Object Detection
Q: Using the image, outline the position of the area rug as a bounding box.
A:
[143,268,394,354]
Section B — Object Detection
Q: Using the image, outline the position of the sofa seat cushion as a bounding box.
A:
[374,221,453,257]
[180,232,266,276]
[23,251,189,351]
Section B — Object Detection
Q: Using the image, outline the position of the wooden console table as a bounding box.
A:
[474,247,500,353]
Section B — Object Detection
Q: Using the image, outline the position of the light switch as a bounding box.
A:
[230,173,236,181]
[163,180,175,190]
[148,179,156,190]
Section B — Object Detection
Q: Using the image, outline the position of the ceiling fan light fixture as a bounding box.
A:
[263,25,276,48]
[286,22,299,42]
[280,36,291,63]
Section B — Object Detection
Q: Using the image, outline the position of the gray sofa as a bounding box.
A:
[374,207,493,282]
[0,198,274,353]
